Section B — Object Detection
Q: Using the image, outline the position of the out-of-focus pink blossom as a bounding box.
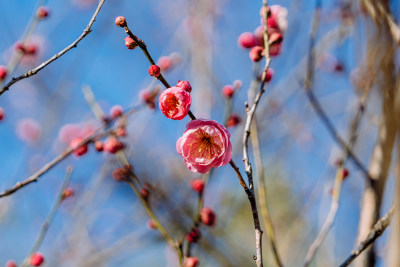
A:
[159,87,191,120]
[269,5,288,34]
[16,118,41,143]
[157,56,173,71]
[176,119,232,174]
[183,257,200,267]
[237,32,258,49]
[59,124,81,144]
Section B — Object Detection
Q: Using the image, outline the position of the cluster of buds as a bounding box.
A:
[237,5,287,61]
[15,41,38,56]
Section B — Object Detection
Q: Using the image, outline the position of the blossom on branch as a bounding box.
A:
[176,119,232,174]
[158,86,191,120]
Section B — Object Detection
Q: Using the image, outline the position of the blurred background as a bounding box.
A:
[0,0,399,266]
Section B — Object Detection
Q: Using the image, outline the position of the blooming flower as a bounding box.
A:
[176,119,232,174]
[159,86,191,120]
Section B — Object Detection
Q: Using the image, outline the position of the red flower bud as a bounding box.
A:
[176,80,192,93]
[94,140,103,152]
[148,65,161,77]
[183,257,200,267]
[237,32,257,49]
[147,219,157,230]
[0,66,7,80]
[125,36,137,49]
[36,6,49,19]
[0,107,4,121]
[115,16,127,27]
[70,137,88,157]
[103,136,124,153]
[190,179,204,193]
[30,252,44,266]
[110,105,123,119]
[200,207,216,226]
[222,85,234,98]
[62,187,74,199]
[186,227,201,243]
[226,114,241,128]
[6,260,17,267]
[249,46,264,62]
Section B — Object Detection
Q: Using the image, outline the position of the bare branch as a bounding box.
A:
[340,206,395,267]
[0,0,106,95]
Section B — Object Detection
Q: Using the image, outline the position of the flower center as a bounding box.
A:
[190,130,222,160]
[166,94,179,108]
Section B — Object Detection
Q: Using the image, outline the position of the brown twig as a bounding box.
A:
[20,166,73,267]
[0,0,106,95]
[339,206,395,267]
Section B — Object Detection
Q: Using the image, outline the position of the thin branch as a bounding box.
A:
[251,118,283,267]
[20,166,73,267]
[122,24,196,121]
[0,104,143,198]
[339,206,395,267]
[0,0,106,95]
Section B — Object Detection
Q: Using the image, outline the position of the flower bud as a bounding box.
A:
[237,32,257,49]
[0,107,4,121]
[186,227,201,243]
[226,114,241,128]
[148,65,161,77]
[249,46,264,62]
[125,36,137,49]
[94,140,103,152]
[103,136,124,154]
[112,167,130,182]
[115,16,127,27]
[70,137,88,157]
[183,257,200,267]
[176,80,192,93]
[0,66,7,80]
[200,207,216,226]
[36,6,49,19]
[110,105,123,119]
[222,85,234,98]
[62,187,74,199]
[6,260,17,267]
[190,179,204,193]
[30,252,44,266]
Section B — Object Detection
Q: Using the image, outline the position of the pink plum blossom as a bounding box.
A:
[159,87,191,120]
[176,119,232,174]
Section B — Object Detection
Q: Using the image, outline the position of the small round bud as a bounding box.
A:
[0,66,7,80]
[94,140,103,152]
[186,227,201,243]
[147,219,157,230]
[70,137,88,157]
[62,187,74,199]
[112,167,130,182]
[237,32,257,49]
[6,260,17,267]
[125,36,137,49]
[110,105,123,119]
[103,136,124,153]
[36,6,49,19]
[222,85,234,98]
[183,257,200,267]
[249,46,264,62]
[148,65,161,77]
[115,16,126,27]
[200,207,216,226]
[30,252,44,266]
[176,80,192,93]
[190,179,204,193]
[226,114,241,128]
